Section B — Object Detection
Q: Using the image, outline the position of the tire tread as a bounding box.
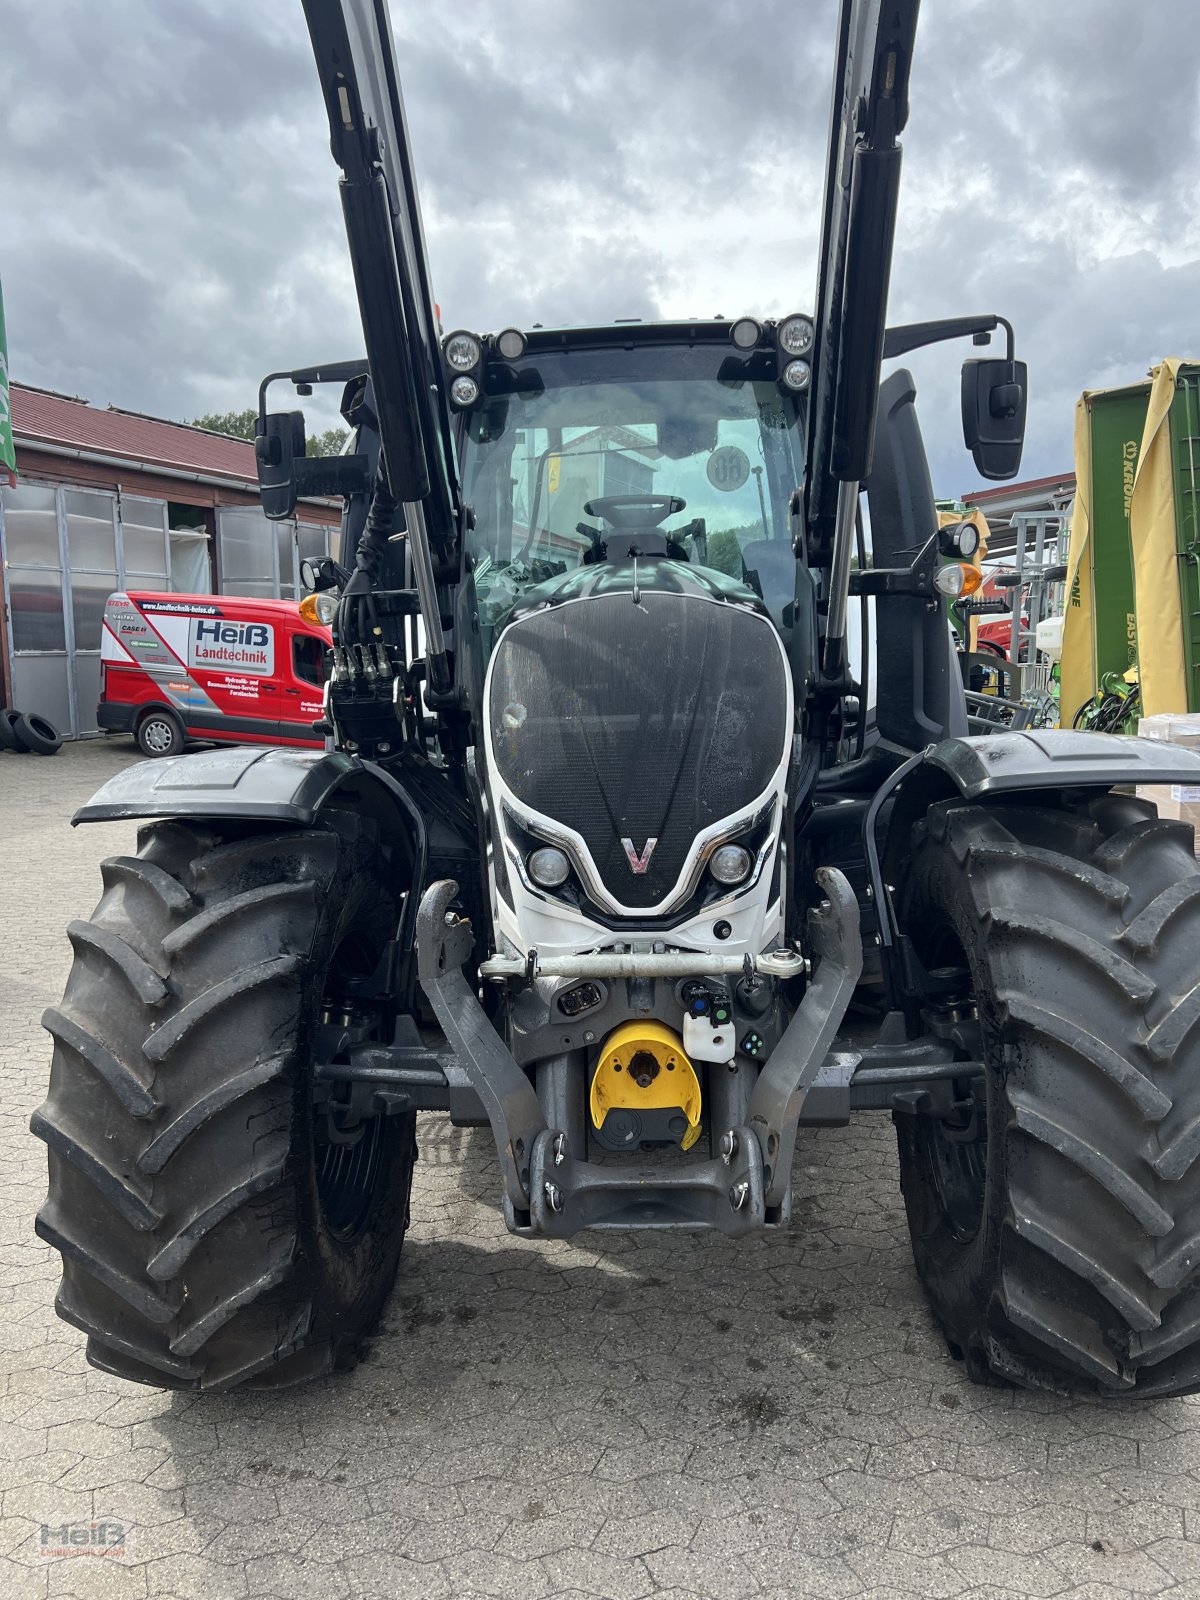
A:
[897,795,1200,1398]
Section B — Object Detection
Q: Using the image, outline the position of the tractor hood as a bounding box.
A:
[483,567,793,922]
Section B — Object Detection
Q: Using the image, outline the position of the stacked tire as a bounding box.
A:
[0,709,62,755]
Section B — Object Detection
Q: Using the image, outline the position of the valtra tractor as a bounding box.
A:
[34,0,1200,1397]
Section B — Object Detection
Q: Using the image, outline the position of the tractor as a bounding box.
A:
[34,0,1200,1397]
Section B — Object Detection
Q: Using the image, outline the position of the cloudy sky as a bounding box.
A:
[3,0,1198,496]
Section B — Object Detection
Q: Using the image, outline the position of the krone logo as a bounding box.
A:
[621,837,658,874]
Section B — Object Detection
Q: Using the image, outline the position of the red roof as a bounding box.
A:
[962,471,1076,504]
[12,384,259,485]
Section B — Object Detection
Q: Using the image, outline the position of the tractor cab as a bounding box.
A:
[454,320,812,656]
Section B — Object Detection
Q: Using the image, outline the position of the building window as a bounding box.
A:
[216,507,334,599]
[118,496,168,598]
[66,490,119,649]
[2,483,65,652]
[216,506,279,598]
[298,521,335,577]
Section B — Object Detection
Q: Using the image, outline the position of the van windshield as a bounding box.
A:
[460,341,805,651]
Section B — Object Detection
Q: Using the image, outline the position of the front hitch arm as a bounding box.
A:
[748,867,862,1209]
[416,879,546,1212]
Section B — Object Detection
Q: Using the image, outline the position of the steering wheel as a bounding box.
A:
[584,495,686,532]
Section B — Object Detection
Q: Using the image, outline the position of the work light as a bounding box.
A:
[444,331,482,371]
[778,315,814,356]
[938,520,981,559]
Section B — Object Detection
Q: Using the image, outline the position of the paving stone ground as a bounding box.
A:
[3,738,1200,1599]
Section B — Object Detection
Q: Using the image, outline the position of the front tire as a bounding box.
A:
[33,816,416,1390]
[896,793,1200,1397]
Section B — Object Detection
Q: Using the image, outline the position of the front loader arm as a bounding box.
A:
[303,0,459,548]
[301,0,464,703]
[806,0,919,677]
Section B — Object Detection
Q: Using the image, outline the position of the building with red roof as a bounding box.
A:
[1,383,340,735]
[960,470,1076,564]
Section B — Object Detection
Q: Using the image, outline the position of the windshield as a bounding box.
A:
[460,341,805,653]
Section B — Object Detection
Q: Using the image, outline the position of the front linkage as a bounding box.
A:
[415,869,862,1237]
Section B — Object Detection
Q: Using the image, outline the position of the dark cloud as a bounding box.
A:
[1,0,1197,497]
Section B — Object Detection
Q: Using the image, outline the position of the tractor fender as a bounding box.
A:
[879,727,1200,898]
[921,728,1200,799]
[73,744,425,866]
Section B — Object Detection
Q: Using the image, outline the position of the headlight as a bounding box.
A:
[782,358,812,392]
[778,315,814,356]
[710,843,752,886]
[730,317,761,350]
[450,375,480,407]
[528,846,570,888]
[444,330,482,371]
[496,328,526,360]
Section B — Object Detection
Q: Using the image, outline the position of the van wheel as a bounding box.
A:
[136,709,184,758]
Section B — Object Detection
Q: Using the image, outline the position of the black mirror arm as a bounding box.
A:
[883,315,1014,362]
[257,360,369,429]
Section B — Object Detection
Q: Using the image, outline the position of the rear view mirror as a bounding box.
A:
[657,415,719,459]
[961,357,1027,480]
[255,361,375,520]
[256,408,372,520]
[255,411,308,518]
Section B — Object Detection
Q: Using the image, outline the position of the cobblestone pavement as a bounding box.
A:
[3,740,1200,1599]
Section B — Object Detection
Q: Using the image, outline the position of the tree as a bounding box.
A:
[306,426,349,458]
[190,408,256,440]
[188,411,348,457]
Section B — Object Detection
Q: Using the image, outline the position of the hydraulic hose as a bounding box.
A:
[338,469,395,644]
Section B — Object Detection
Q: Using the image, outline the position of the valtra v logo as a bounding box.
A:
[621,837,658,874]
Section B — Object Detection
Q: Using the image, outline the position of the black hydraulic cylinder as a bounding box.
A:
[806,0,919,553]
[832,143,902,480]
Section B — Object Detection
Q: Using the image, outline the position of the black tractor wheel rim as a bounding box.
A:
[315,1117,385,1241]
[312,921,388,1243]
[922,1102,987,1241]
[915,925,988,1243]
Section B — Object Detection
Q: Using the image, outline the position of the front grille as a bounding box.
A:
[487,591,789,909]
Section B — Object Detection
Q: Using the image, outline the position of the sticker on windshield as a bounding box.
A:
[706,444,750,492]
